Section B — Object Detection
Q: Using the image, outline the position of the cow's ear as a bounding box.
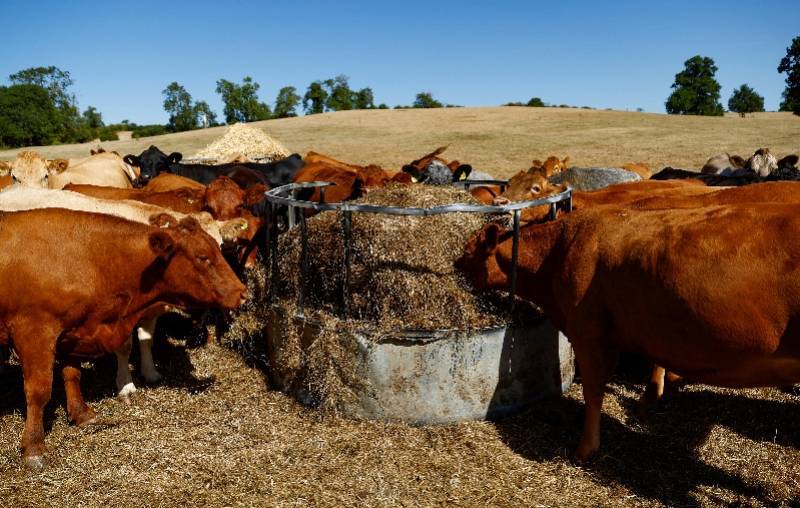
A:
[149,231,175,258]
[168,152,183,164]
[454,164,472,181]
[177,216,201,234]
[779,154,799,168]
[480,223,503,252]
[561,156,570,168]
[47,159,69,174]
[123,154,139,166]
[149,213,177,228]
[402,164,421,183]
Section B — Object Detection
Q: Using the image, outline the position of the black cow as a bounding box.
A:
[124,146,304,189]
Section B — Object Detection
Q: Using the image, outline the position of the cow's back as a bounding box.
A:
[50,153,136,189]
[552,204,800,383]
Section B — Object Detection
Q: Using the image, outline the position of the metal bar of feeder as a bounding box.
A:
[342,210,353,317]
[320,186,326,204]
[265,182,572,216]
[298,211,309,314]
[288,189,297,229]
[549,202,557,221]
[269,203,279,304]
[509,209,521,313]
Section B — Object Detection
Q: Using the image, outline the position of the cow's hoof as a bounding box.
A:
[74,408,97,427]
[24,455,45,471]
[118,382,137,401]
[142,371,163,384]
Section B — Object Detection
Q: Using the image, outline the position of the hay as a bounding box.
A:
[192,123,290,162]
[219,184,510,412]
[276,183,506,332]
[2,339,800,507]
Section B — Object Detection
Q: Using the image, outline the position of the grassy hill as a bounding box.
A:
[1,107,799,179]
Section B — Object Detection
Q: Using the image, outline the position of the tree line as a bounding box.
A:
[665,35,799,117]
[1,34,798,148]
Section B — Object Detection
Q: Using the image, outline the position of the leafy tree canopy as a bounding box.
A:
[778,35,800,115]
[665,55,724,116]
[727,84,765,117]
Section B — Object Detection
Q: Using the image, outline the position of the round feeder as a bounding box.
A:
[262,180,575,423]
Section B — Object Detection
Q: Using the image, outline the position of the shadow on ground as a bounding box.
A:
[493,377,800,506]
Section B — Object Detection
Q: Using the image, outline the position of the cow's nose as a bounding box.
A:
[239,290,250,306]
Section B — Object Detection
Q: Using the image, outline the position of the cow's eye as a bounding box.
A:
[531,184,542,193]
[199,255,211,265]
[11,175,19,183]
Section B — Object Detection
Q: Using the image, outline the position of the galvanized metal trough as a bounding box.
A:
[262,180,575,423]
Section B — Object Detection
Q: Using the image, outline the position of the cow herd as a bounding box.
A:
[1,142,800,470]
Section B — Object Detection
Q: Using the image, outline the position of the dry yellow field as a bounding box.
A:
[2,107,800,507]
[1,107,798,178]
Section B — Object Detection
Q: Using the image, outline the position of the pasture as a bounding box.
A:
[2,107,799,176]
[2,107,800,507]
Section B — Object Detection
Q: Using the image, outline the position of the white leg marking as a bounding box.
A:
[114,337,136,398]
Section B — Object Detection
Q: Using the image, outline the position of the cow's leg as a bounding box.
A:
[0,344,8,376]
[61,360,96,427]
[573,338,618,462]
[15,328,57,470]
[137,317,162,384]
[114,336,137,401]
[640,365,666,407]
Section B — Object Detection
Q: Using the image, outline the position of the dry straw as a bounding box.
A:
[192,123,291,162]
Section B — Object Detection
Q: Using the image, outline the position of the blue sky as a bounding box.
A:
[1,0,797,124]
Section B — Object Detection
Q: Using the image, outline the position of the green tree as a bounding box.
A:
[82,106,104,129]
[665,55,724,116]
[354,87,375,109]
[274,86,301,118]
[778,35,800,116]
[215,76,271,123]
[727,84,765,117]
[0,84,62,147]
[9,65,81,140]
[527,97,545,107]
[413,92,443,109]
[162,82,196,131]
[324,75,354,111]
[377,103,389,109]
[303,81,329,114]
[193,100,218,128]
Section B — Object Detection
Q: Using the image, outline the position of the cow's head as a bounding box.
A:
[531,156,570,178]
[493,169,566,206]
[746,148,778,177]
[148,215,246,310]
[124,145,182,185]
[205,176,246,220]
[9,151,53,187]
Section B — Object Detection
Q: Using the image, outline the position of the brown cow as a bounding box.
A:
[144,173,207,193]
[530,156,570,178]
[457,203,800,461]
[0,209,246,468]
[64,183,206,214]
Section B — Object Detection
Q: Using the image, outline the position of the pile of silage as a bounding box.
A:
[192,123,290,162]
[275,183,507,333]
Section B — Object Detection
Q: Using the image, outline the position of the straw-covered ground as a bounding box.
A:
[1,337,799,507]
